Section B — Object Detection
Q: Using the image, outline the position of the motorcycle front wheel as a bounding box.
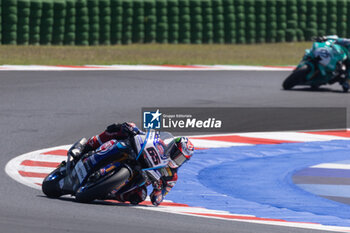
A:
[75,167,131,203]
[282,65,310,90]
[42,167,65,198]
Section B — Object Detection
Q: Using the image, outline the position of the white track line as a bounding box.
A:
[236,132,350,142]
[190,139,252,148]
[135,205,350,233]
[17,166,54,174]
[0,65,295,71]
[311,163,350,170]
[22,154,67,163]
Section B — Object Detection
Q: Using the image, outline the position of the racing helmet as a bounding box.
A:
[168,137,194,168]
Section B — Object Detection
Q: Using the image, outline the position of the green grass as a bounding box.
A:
[0,42,312,66]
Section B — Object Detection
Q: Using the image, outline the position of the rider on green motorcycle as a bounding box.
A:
[315,35,350,90]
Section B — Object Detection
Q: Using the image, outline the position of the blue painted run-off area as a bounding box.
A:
[165,140,350,227]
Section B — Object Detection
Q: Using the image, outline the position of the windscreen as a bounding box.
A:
[158,131,176,158]
[134,130,175,166]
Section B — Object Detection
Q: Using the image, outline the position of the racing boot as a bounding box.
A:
[112,185,147,205]
[341,80,350,93]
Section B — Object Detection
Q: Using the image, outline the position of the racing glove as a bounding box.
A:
[106,122,143,138]
[121,122,144,136]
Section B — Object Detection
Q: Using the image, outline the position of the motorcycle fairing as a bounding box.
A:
[134,131,170,170]
[299,40,348,84]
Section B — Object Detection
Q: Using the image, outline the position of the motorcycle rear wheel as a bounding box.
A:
[282,66,309,90]
[75,167,131,203]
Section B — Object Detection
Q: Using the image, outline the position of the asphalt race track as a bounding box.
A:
[1,71,349,233]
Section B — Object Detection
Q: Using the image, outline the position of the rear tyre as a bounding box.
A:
[42,168,64,198]
[75,167,131,203]
[282,66,309,90]
[311,84,320,90]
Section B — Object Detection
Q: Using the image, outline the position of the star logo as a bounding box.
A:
[143,109,162,129]
[151,109,162,123]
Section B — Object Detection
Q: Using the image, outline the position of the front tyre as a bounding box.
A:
[42,168,64,198]
[75,167,131,203]
[282,66,309,90]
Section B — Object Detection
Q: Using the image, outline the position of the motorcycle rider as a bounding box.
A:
[69,122,194,206]
[315,35,350,90]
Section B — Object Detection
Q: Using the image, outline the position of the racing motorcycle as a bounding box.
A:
[42,130,174,203]
[282,36,349,92]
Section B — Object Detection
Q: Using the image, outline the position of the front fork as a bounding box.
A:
[297,60,317,81]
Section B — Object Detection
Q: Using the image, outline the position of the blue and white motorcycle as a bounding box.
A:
[42,130,174,203]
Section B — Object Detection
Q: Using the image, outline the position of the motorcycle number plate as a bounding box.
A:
[74,160,87,184]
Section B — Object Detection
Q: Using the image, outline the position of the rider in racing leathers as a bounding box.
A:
[315,35,350,90]
[69,122,194,206]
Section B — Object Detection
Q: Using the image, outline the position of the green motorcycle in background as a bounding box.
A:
[282,36,350,92]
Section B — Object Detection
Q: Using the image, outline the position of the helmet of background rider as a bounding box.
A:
[168,137,194,168]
